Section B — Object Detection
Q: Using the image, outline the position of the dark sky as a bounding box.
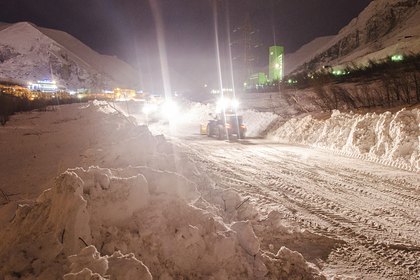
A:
[1,0,374,91]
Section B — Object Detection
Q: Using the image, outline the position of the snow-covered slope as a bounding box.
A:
[284,36,335,75]
[0,22,12,32]
[0,22,140,91]
[285,0,420,76]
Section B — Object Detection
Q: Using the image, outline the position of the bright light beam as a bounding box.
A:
[213,0,229,141]
[225,1,241,138]
[149,0,172,103]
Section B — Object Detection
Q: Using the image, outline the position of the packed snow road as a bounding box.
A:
[146,118,420,279]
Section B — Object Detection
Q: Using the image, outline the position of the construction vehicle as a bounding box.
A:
[200,98,246,140]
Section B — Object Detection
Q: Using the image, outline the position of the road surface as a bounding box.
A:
[145,117,420,279]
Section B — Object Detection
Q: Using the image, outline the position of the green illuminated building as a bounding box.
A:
[269,46,284,82]
[249,73,267,87]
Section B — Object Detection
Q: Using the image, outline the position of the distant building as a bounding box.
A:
[77,88,91,94]
[0,84,30,98]
[269,46,284,82]
[114,88,136,100]
[28,79,58,92]
[246,73,267,90]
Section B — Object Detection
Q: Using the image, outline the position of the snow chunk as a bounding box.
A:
[111,166,200,203]
[263,246,326,280]
[67,246,108,276]
[231,220,260,256]
[63,268,105,280]
[64,246,152,280]
[107,251,152,280]
[0,171,91,278]
[72,167,150,226]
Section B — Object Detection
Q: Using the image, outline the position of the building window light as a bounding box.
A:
[391,54,403,61]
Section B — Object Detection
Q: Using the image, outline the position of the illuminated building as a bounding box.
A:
[77,88,92,94]
[28,79,58,92]
[248,73,267,88]
[114,88,136,100]
[211,88,233,94]
[269,46,284,82]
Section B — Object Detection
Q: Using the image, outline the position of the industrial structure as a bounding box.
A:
[245,46,284,90]
[269,46,284,82]
[247,73,267,89]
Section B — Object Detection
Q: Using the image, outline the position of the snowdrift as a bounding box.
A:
[268,109,420,172]
[0,101,325,279]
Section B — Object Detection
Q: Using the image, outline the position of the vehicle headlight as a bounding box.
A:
[231,99,239,109]
[161,101,179,119]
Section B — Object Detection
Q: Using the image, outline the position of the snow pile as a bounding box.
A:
[0,161,323,279]
[177,101,216,124]
[263,247,326,280]
[268,108,420,171]
[64,246,152,280]
[178,101,281,138]
[0,171,91,279]
[241,109,281,138]
[0,100,325,279]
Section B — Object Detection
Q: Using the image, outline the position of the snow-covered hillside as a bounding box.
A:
[284,36,335,75]
[0,22,140,92]
[285,0,420,76]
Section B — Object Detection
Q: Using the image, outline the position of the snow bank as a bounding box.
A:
[180,101,281,138]
[177,101,216,124]
[0,100,325,279]
[268,108,420,171]
[0,163,323,279]
[240,109,280,138]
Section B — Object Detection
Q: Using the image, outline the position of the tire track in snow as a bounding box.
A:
[172,136,420,278]
[248,147,420,275]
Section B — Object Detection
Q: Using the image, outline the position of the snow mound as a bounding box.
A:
[180,101,281,138]
[178,101,216,124]
[268,108,420,171]
[0,100,326,279]
[0,165,324,279]
[240,109,280,138]
[64,246,152,280]
[263,246,326,280]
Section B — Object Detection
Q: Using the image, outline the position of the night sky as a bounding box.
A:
[1,0,374,91]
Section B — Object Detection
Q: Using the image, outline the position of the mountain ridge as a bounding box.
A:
[0,21,140,92]
[284,0,420,76]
